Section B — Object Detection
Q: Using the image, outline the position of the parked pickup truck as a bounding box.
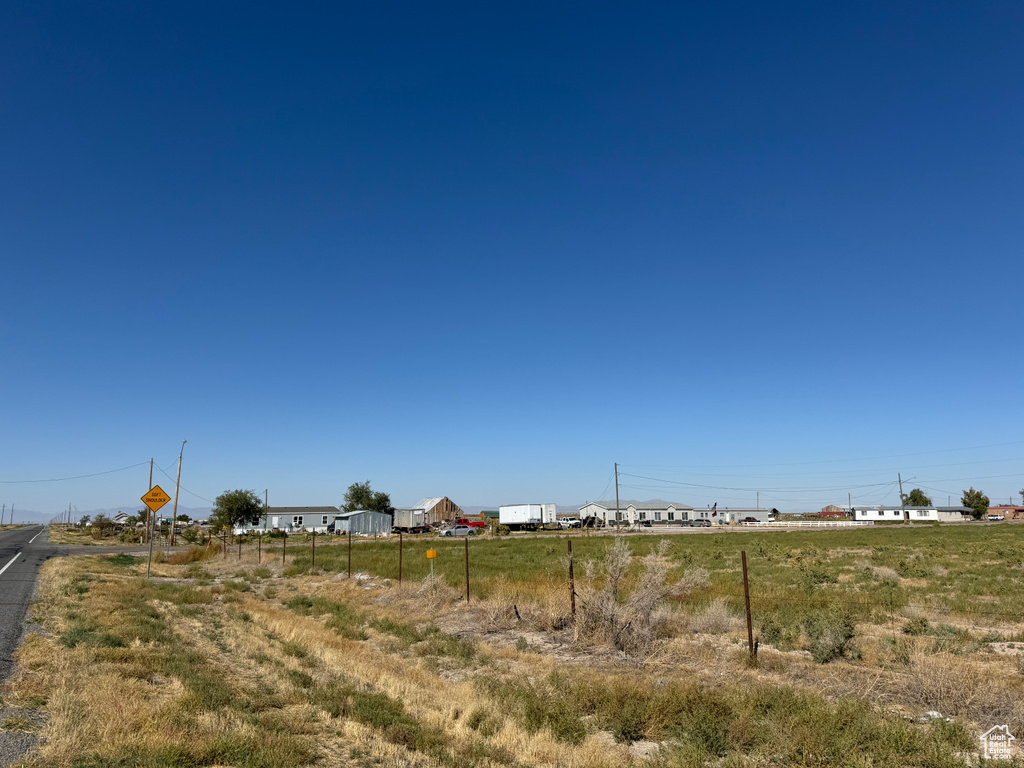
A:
[453,517,486,529]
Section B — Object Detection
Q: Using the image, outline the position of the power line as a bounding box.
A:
[618,471,898,494]
[154,463,214,504]
[0,461,150,484]
[616,438,1024,469]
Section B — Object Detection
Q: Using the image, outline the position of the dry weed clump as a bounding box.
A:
[162,545,220,565]
[573,539,711,659]
[902,651,1024,730]
[686,598,738,635]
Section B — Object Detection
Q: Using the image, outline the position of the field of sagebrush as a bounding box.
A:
[3,524,1023,767]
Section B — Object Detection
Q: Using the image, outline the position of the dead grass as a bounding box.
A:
[9,530,1024,768]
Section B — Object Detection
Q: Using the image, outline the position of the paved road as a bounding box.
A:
[0,526,50,684]
[0,526,147,683]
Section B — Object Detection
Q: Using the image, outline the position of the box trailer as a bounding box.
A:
[392,508,429,533]
[499,503,557,530]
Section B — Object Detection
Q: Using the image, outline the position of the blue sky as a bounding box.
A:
[2,2,1022,515]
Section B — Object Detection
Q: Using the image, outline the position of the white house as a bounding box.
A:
[579,500,694,526]
[853,506,937,522]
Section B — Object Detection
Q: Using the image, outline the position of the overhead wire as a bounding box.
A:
[0,460,151,484]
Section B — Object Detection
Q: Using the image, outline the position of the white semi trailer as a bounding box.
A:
[499,503,557,531]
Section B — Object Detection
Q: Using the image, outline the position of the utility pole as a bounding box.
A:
[146,459,154,543]
[614,462,620,532]
[264,489,269,530]
[169,440,186,546]
[756,491,759,510]
[897,473,907,522]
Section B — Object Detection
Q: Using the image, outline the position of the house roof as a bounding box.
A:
[335,509,392,519]
[416,497,444,511]
[580,500,692,511]
[268,507,339,514]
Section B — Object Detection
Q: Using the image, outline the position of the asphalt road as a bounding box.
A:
[0,526,50,684]
[0,526,146,683]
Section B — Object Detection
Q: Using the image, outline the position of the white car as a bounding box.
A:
[558,519,581,529]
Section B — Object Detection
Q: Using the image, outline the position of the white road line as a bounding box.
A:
[28,527,43,544]
[0,551,22,578]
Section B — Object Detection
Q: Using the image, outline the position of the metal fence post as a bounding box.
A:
[741,550,755,662]
[568,539,576,617]
[464,537,470,604]
[398,531,403,585]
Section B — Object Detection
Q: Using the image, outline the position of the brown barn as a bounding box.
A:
[415,497,464,526]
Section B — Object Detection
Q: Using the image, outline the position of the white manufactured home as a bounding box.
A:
[851,506,971,523]
[578,500,694,526]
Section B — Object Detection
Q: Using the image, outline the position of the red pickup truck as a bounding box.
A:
[454,517,486,529]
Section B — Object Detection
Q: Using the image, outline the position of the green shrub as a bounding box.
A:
[759,616,799,650]
[902,616,930,635]
[804,611,858,664]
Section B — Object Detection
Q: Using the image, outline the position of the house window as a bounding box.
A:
[667,511,675,521]
[682,512,689,520]
[616,512,622,521]
[322,515,329,525]
[654,512,662,521]
[916,510,928,518]
[639,511,646,520]
[292,516,303,527]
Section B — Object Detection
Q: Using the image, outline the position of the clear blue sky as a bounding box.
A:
[2,1,1022,515]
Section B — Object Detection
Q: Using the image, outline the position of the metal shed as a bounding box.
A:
[334,509,392,536]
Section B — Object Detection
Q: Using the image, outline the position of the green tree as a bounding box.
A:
[342,481,392,513]
[79,514,91,527]
[901,488,932,507]
[210,489,265,531]
[961,487,990,520]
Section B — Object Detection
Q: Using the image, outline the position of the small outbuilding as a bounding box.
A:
[333,509,392,536]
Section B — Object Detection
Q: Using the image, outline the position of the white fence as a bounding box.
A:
[740,520,874,528]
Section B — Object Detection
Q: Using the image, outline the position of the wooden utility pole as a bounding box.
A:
[169,440,186,546]
[897,473,906,522]
[614,462,620,531]
[145,459,153,543]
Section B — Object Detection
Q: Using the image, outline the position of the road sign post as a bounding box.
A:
[141,486,172,579]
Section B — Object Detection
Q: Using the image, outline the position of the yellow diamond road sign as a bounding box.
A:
[141,485,172,513]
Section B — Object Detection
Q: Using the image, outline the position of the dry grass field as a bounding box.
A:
[4,524,1024,767]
